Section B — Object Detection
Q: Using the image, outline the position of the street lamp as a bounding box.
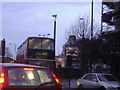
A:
[38,33,50,37]
[80,18,85,39]
[52,14,57,58]
[9,43,16,60]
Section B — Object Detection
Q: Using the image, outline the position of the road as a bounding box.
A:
[61,78,95,90]
[61,78,80,90]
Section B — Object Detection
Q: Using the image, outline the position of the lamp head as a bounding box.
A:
[52,14,57,18]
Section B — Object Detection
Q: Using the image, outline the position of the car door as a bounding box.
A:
[88,74,100,88]
[81,74,93,88]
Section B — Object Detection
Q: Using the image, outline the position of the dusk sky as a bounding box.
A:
[1,1,102,58]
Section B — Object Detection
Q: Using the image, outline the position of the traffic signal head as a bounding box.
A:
[1,39,6,56]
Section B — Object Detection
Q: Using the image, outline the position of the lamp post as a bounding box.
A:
[52,14,57,59]
[90,0,94,73]
[91,0,93,40]
[9,43,16,60]
[80,18,85,39]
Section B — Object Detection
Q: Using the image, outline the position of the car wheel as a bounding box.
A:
[99,86,106,90]
[78,85,84,90]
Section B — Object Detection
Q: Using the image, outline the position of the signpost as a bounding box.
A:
[66,55,73,88]
[65,46,78,87]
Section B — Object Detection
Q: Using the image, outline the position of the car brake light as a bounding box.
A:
[0,70,4,84]
[24,68,34,71]
[52,73,61,85]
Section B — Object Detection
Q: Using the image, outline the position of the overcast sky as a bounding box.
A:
[2,1,102,57]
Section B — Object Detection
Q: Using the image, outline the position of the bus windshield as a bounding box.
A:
[28,38,54,50]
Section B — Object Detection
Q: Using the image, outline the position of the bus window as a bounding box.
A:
[28,38,54,50]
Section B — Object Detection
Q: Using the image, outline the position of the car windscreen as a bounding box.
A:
[98,74,117,81]
[7,68,55,87]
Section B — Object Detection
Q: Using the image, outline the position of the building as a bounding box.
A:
[55,56,65,68]
[0,56,13,63]
[100,30,120,78]
[102,1,120,31]
[101,1,120,78]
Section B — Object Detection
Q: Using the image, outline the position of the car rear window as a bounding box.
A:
[7,68,55,86]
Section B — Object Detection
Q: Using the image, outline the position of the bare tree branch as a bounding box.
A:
[5,47,13,58]
[66,16,101,39]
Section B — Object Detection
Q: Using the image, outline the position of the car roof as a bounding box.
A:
[85,73,112,76]
[0,63,49,69]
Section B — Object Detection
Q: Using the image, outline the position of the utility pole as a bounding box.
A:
[52,14,57,59]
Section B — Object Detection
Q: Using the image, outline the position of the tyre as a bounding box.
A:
[99,86,106,90]
[79,85,84,90]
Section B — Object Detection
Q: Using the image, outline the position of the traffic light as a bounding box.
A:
[1,39,6,57]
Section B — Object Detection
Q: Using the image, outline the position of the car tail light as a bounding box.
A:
[0,69,5,89]
[52,73,61,85]
[24,68,34,71]
[0,70,4,84]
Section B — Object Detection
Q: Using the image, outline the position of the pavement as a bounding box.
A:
[60,78,78,88]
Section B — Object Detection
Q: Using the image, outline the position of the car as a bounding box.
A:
[76,73,120,90]
[0,63,62,90]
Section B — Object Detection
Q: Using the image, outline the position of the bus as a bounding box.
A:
[16,37,55,69]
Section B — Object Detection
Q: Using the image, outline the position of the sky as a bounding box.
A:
[0,2,2,42]
[1,1,102,58]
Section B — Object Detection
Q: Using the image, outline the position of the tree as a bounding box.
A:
[65,16,101,74]
[5,47,13,58]
[66,16,101,40]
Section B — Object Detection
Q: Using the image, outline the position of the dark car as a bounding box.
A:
[0,63,62,90]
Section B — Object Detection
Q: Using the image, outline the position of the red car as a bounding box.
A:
[0,63,62,90]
